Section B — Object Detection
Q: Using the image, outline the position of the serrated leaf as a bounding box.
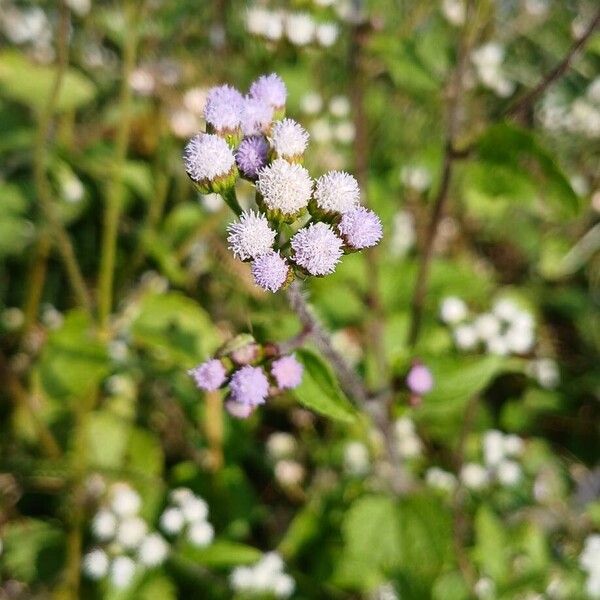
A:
[292,349,356,423]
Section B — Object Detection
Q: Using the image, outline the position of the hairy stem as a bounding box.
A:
[98,3,139,334]
[33,3,91,313]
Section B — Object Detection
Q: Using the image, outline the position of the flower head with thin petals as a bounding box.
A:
[183,134,236,184]
[229,365,270,406]
[249,73,287,109]
[227,210,276,261]
[271,355,303,389]
[240,96,274,136]
[313,171,360,214]
[338,207,383,249]
[251,251,290,292]
[270,118,309,159]
[235,136,269,179]
[188,359,227,391]
[257,159,313,216]
[291,222,343,276]
[204,84,243,132]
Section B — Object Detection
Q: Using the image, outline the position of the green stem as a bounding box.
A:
[97,3,139,335]
[221,186,242,216]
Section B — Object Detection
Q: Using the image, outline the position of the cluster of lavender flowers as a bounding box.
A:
[183,73,382,294]
[189,341,304,419]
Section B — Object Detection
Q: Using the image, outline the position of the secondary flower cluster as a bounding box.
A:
[230,552,295,598]
[188,337,303,419]
[183,73,382,294]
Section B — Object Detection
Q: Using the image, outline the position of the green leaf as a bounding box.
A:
[84,410,130,470]
[131,292,220,366]
[292,349,356,423]
[38,310,109,402]
[0,50,96,113]
[179,541,262,568]
[333,495,402,590]
[474,504,510,584]
[0,183,32,257]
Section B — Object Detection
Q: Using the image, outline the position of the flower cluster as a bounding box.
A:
[159,488,215,548]
[471,42,515,98]
[230,552,295,598]
[246,6,339,48]
[440,296,536,356]
[394,417,423,459]
[82,483,169,588]
[188,338,304,419]
[299,91,355,150]
[266,431,305,488]
[183,73,382,293]
[580,535,600,598]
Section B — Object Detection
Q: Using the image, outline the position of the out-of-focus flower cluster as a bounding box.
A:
[580,535,600,599]
[183,73,382,294]
[230,552,295,598]
[189,336,304,419]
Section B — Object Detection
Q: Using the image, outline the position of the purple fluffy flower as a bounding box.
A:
[271,355,303,389]
[249,74,287,110]
[338,206,383,249]
[406,364,434,395]
[251,251,290,292]
[235,136,269,179]
[204,84,243,132]
[240,96,273,136]
[188,359,227,391]
[227,210,276,261]
[290,222,344,276]
[229,365,270,406]
[225,400,255,419]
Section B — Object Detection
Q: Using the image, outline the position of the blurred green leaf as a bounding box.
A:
[179,540,262,568]
[85,410,130,470]
[0,182,32,257]
[0,51,96,113]
[292,349,356,423]
[474,504,510,584]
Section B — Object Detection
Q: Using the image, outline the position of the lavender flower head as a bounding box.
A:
[184,134,236,184]
[204,84,243,133]
[188,359,227,391]
[291,222,344,276]
[227,210,276,261]
[225,400,254,419]
[338,207,383,249]
[229,365,270,406]
[257,159,313,216]
[235,136,269,179]
[271,355,303,389]
[313,171,360,214]
[406,364,434,395]
[249,73,287,110]
[270,118,309,159]
[251,251,290,292]
[240,96,274,136]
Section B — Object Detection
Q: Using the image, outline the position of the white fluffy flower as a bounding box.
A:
[401,165,431,192]
[290,222,344,275]
[529,358,560,389]
[505,326,535,354]
[503,434,524,457]
[138,533,169,567]
[188,520,215,547]
[110,483,141,517]
[231,553,294,598]
[580,534,600,573]
[183,134,236,184]
[91,509,117,541]
[110,555,136,589]
[257,159,313,216]
[440,296,468,324]
[310,118,333,144]
[181,497,209,523]
[316,22,339,47]
[329,96,351,118]
[390,210,416,257]
[496,459,522,486]
[394,417,416,437]
[472,42,504,68]
[442,0,466,25]
[116,516,148,549]
[474,577,495,599]
[82,548,109,579]
[426,467,458,493]
[266,432,297,460]
[274,460,305,487]
[486,335,509,356]
[334,121,356,144]
[460,463,489,490]
[169,487,195,506]
[160,507,185,535]
[483,430,505,467]
[300,92,323,115]
[227,210,276,261]
[313,171,360,214]
[285,13,315,46]
[270,118,309,159]
[492,298,520,322]
[397,434,422,459]
[474,313,501,341]
[453,323,478,350]
[344,441,370,475]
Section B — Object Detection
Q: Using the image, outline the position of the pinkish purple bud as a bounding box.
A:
[406,364,434,395]
[271,355,303,389]
[188,359,227,391]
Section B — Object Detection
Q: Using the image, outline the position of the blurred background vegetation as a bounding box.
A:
[0,0,599,598]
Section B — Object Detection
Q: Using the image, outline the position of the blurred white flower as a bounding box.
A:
[394,417,416,437]
[188,520,215,547]
[334,121,356,144]
[267,432,297,460]
[331,329,363,367]
[181,496,209,523]
[486,335,510,356]
[524,0,549,17]
[285,13,315,46]
[474,577,495,598]
[441,0,466,26]
[503,434,524,457]
[110,555,136,588]
[426,467,458,492]
[274,459,305,486]
[440,296,468,324]
[129,68,155,96]
[390,210,416,257]
[496,459,522,486]
[116,516,148,550]
[65,0,91,17]
[160,507,185,535]
[138,533,169,567]
[110,483,141,517]
[169,109,200,139]
[460,463,489,490]
[329,96,351,118]
[483,430,505,467]
[310,118,333,144]
[316,22,339,47]
[82,548,109,579]
[2,307,24,330]
[344,441,370,475]
[370,582,399,600]
[230,553,294,598]
[92,509,117,541]
[183,87,209,114]
[475,313,501,341]
[397,434,422,459]
[401,165,431,192]
[300,92,323,115]
[529,358,560,389]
